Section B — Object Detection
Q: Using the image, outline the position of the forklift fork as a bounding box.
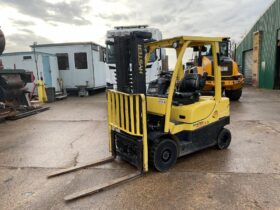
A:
[47,156,115,178]
[64,171,142,201]
[47,156,143,201]
[47,89,148,201]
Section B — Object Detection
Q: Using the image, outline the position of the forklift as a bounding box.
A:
[48,33,231,201]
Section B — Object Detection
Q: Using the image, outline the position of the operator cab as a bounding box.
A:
[191,39,233,77]
[147,45,208,106]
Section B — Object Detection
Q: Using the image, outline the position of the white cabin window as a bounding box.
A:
[92,44,98,51]
[57,53,69,70]
[23,55,32,60]
[74,52,88,69]
[99,47,105,62]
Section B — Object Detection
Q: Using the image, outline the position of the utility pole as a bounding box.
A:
[33,42,39,80]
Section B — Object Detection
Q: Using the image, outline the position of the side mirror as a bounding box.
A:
[193,46,199,52]
[201,46,207,52]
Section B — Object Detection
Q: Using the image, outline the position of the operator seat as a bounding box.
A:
[173,68,207,106]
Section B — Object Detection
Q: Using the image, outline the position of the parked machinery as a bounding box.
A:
[49,34,231,201]
[186,38,244,100]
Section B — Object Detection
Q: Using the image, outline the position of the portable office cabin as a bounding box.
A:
[0,51,60,92]
[32,42,107,92]
[236,0,280,89]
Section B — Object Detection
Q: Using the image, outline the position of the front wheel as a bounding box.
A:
[149,138,178,172]
[216,128,231,150]
[225,88,242,101]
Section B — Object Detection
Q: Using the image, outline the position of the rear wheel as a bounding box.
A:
[225,88,242,101]
[149,138,178,172]
[216,128,231,150]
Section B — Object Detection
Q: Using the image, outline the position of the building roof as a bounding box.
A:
[114,25,149,30]
[30,41,104,48]
[0,51,56,57]
[0,69,32,74]
[238,0,276,45]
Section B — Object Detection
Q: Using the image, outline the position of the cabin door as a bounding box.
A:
[42,56,52,87]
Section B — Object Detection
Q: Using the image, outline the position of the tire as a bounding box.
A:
[225,88,242,101]
[149,138,178,172]
[216,128,231,150]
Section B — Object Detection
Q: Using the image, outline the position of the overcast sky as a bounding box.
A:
[0,0,275,52]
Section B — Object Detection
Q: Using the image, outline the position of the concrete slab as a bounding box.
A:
[0,88,280,209]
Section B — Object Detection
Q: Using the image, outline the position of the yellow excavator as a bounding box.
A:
[48,34,232,201]
[185,38,244,100]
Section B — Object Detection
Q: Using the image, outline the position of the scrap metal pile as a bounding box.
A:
[0,29,48,120]
[0,69,36,119]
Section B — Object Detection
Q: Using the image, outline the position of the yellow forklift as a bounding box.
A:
[48,34,231,201]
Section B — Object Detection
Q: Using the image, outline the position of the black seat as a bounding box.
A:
[147,72,172,96]
[173,72,207,106]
